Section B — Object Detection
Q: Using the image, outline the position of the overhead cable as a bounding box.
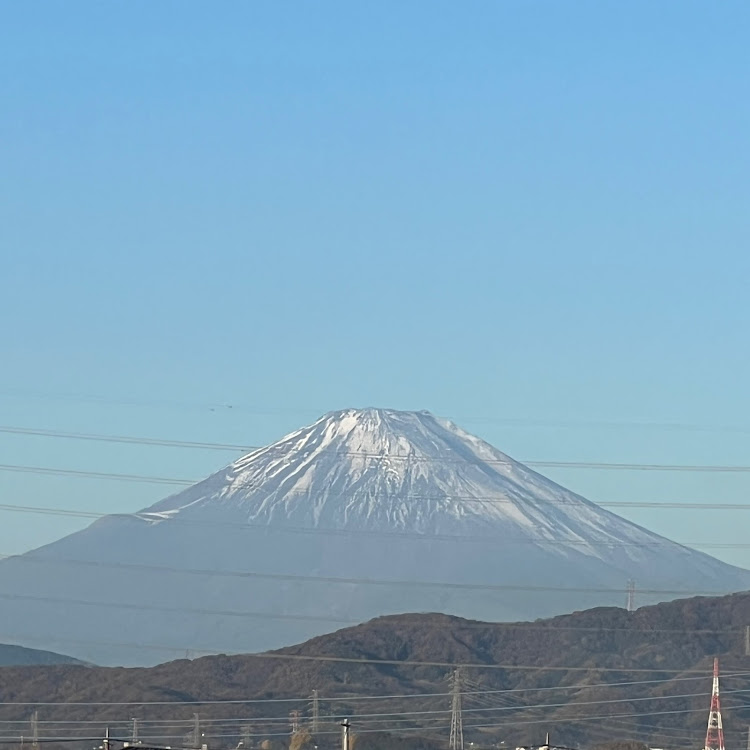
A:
[0,553,742,599]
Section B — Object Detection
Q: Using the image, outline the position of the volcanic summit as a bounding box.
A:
[0,408,747,665]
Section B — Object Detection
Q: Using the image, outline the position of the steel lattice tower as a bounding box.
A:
[310,689,320,734]
[626,579,636,613]
[131,718,139,744]
[449,669,464,750]
[705,658,726,750]
[31,710,39,750]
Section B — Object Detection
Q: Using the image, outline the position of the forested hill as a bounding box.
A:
[2,592,750,748]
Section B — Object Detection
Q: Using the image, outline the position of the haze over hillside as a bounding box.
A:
[0,643,83,667]
[0,408,748,666]
[2,592,750,749]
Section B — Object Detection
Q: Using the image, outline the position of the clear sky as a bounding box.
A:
[1,2,750,568]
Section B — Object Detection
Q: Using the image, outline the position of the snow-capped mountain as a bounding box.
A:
[143,408,709,569]
[0,408,747,666]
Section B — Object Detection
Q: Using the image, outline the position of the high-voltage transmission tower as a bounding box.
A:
[192,713,202,750]
[241,724,252,749]
[131,718,140,745]
[30,711,39,750]
[449,668,464,750]
[704,658,725,750]
[626,579,636,612]
[310,689,320,734]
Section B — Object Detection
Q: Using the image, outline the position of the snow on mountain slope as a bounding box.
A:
[143,408,704,564]
[0,408,748,667]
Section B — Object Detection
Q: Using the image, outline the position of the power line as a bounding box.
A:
[75,686,745,723]
[4,392,750,433]
[457,688,750,716]
[7,494,750,527]
[0,503,101,519]
[0,464,192,486]
[0,700,737,743]
[1,552,744,599]
[1,501,750,550]
[3,464,750,513]
[8,620,750,682]
[239,653,750,674]
[0,738,119,745]
[14,688,726,725]
[0,631,197,655]
[605,501,750,510]
[0,591,359,624]
[0,421,746,488]
[0,425,253,452]
[5,447,750,477]
[465,705,716,730]
[4,672,749,707]
[530,460,750,473]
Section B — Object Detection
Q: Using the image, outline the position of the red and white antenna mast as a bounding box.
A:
[705,657,726,750]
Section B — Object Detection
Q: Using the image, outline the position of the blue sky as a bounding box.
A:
[1,2,749,567]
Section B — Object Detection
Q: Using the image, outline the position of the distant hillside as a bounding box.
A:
[0,643,83,666]
[1,593,750,749]
[4,408,749,666]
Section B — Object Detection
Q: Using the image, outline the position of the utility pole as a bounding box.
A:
[745,625,750,657]
[341,720,351,750]
[746,725,750,750]
[704,658,725,750]
[449,669,464,750]
[626,579,636,613]
[30,711,38,750]
[310,689,320,734]
[104,727,111,750]
[290,711,301,735]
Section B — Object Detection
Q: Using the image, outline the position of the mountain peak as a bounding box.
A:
[4,407,749,667]
[146,408,664,562]
[323,407,434,419]
[147,406,532,534]
[297,407,443,453]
